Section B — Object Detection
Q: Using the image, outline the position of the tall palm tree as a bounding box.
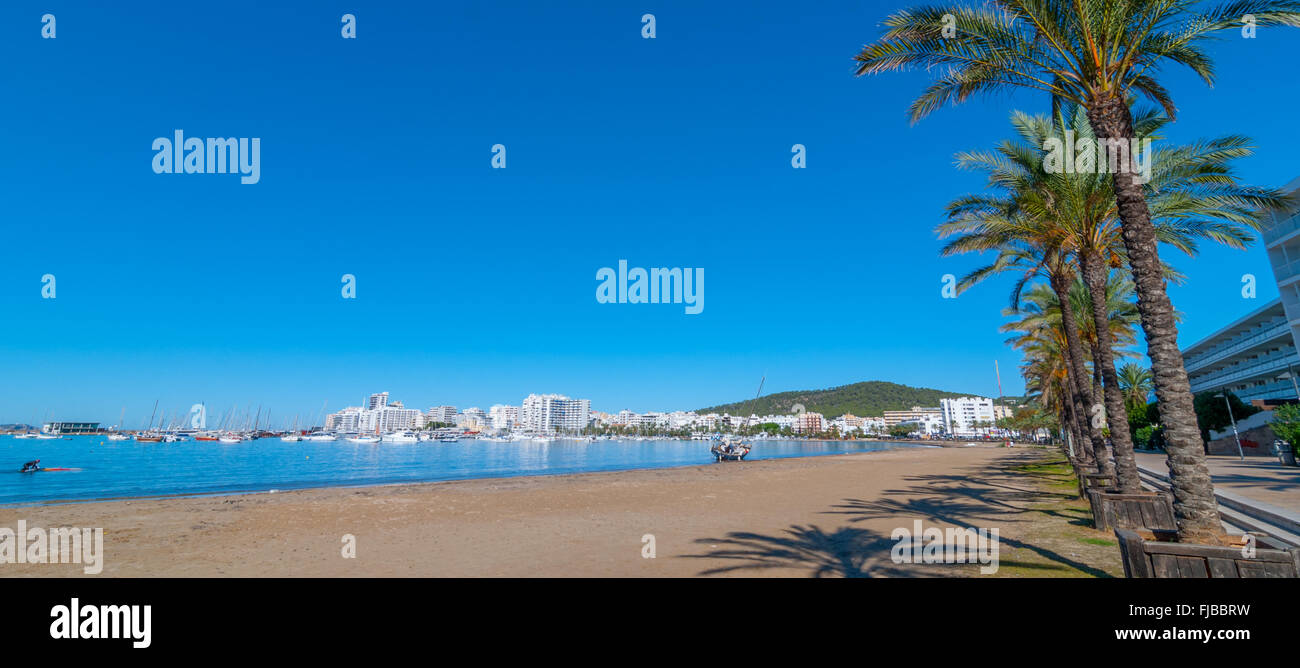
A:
[1003,282,1095,459]
[991,105,1279,490]
[942,214,1112,470]
[855,0,1300,540]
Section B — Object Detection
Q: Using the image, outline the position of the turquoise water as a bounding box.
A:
[0,435,922,505]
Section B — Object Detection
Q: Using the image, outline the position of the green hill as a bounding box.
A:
[698,381,986,418]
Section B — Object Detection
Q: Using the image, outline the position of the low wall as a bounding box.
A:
[1206,422,1277,457]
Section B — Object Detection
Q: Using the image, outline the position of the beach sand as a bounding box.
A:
[0,446,1122,577]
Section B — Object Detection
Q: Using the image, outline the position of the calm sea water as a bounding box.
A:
[0,435,924,505]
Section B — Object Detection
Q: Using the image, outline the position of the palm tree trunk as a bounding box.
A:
[1063,393,1088,462]
[1080,252,1142,492]
[1049,268,1114,475]
[1087,98,1220,541]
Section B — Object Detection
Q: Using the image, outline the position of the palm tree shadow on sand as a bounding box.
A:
[683,525,922,577]
[825,463,1112,578]
[682,452,1112,577]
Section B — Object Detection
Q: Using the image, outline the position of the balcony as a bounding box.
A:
[1235,380,1300,402]
[1276,255,1300,285]
[1189,350,1300,393]
[1183,321,1292,372]
[1264,211,1300,247]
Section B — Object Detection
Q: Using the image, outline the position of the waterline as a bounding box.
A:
[0,436,922,505]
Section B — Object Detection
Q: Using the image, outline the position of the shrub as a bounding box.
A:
[1269,403,1300,456]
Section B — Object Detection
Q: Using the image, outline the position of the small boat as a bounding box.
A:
[280,433,302,442]
[304,432,336,442]
[106,433,130,441]
[711,377,763,462]
[438,437,458,443]
[711,438,752,461]
[13,432,37,439]
[218,433,242,444]
[194,432,221,442]
[381,431,419,443]
[347,435,379,444]
[35,433,59,440]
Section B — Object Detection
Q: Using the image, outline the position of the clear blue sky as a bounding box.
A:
[1,1,1296,427]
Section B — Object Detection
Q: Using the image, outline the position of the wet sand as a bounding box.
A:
[0,445,1114,577]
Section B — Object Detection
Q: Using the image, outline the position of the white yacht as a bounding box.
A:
[381,431,418,443]
[304,432,337,442]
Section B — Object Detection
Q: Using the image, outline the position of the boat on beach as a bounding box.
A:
[711,437,752,461]
[711,377,763,462]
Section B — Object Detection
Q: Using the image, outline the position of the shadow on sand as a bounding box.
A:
[683,449,1113,577]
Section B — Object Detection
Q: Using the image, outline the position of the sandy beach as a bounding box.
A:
[0,446,1121,577]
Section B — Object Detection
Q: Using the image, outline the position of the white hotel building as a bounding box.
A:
[521,394,592,433]
[1181,176,1300,403]
[326,393,424,433]
[489,405,520,430]
[940,396,996,435]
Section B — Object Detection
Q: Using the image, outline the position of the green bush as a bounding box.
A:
[1270,403,1300,456]
[1134,424,1162,450]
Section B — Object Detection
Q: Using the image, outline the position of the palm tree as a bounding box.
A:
[1018,104,1277,491]
[855,0,1300,540]
[1118,363,1154,416]
[941,109,1282,527]
[1003,284,1079,452]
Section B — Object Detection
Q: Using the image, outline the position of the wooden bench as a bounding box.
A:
[1115,529,1300,578]
[1088,490,1176,531]
[1078,471,1115,500]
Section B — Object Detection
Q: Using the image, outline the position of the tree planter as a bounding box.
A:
[1115,528,1300,578]
[1087,490,1175,532]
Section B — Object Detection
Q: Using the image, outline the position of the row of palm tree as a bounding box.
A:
[853,0,1300,542]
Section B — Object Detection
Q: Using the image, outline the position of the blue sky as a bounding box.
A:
[1,1,1297,427]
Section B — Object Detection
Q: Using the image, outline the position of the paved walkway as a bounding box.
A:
[1134,452,1300,514]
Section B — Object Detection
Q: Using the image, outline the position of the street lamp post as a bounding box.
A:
[1215,393,1246,461]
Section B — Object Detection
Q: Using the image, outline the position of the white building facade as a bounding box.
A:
[940,396,996,435]
[521,394,591,433]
